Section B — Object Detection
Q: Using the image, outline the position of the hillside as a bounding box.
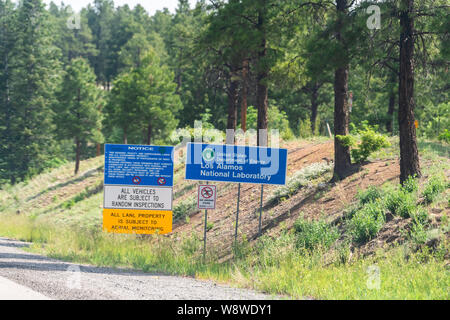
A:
[0,137,449,299]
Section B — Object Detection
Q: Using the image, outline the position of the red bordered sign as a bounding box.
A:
[198,185,217,210]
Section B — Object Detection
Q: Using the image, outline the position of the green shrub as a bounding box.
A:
[246,105,294,141]
[349,201,385,244]
[206,222,214,231]
[173,198,197,221]
[357,186,383,205]
[384,189,417,218]
[335,134,356,148]
[438,129,450,143]
[411,207,429,225]
[337,122,391,164]
[293,217,340,250]
[422,176,447,204]
[298,118,313,138]
[401,175,419,193]
[409,221,428,246]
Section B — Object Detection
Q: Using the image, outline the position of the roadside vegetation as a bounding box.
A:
[0,136,448,300]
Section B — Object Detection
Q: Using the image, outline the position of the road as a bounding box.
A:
[0,237,275,300]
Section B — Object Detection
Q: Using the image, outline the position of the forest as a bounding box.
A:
[0,0,448,185]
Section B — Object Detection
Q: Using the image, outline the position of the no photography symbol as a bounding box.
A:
[201,187,214,199]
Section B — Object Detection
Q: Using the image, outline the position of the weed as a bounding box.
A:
[357,186,383,204]
[268,162,332,204]
[349,201,385,244]
[384,188,417,218]
[409,222,428,246]
[401,175,419,193]
[422,176,447,204]
[173,197,197,221]
[293,217,340,250]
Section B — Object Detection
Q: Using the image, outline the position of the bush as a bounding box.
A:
[401,175,419,193]
[298,118,312,138]
[384,188,417,219]
[293,217,340,250]
[337,122,391,164]
[349,201,385,244]
[438,129,450,143]
[409,221,428,246]
[246,105,294,141]
[357,186,383,205]
[422,176,447,204]
[411,207,429,225]
[173,197,197,221]
[268,162,333,204]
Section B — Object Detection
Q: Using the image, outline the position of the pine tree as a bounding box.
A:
[107,50,182,145]
[55,58,104,174]
[0,0,16,183]
[1,0,62,183]
[48,3,98,66]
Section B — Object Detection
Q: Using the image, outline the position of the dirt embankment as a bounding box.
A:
[172,140,408,258]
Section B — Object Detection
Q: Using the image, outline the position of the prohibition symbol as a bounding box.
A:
[201,186,214,199]
[198,185,216,210]
[157,177,167,185]
[132,176,141,185]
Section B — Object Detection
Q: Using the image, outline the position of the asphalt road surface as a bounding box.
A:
[0,237,275,300]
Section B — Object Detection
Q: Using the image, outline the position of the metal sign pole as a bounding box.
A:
[203,181,209,262]
[234,183,241,246]
[258,185,264,236]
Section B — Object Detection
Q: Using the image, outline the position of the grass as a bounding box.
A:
[293,217,340,250]
[226,235,449,300]
[1,214,447,300]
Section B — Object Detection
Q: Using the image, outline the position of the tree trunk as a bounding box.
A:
[123,127,128,144]
[226,65,239,144]
[386,90,395,134]
[310,84,319,134]
[75,137,81,175]
[147,123,152,145]
[333,0,352,180]
[398,0,421,184]
[256,2,268,147]
[241,59,249,132]
[75,90,82,175]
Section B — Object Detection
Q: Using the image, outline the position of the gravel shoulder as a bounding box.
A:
[0,237,276,300]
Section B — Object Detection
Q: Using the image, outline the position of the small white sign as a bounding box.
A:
[104,185,173,211]
[198,185,217,210]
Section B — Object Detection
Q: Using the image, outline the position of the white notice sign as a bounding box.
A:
[103,185,173,211]
[198,185,217,210]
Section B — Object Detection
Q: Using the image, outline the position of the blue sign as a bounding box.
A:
[104,144,174,187]
[185,143,287,185]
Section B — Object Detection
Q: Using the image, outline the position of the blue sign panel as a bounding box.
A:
[104,144,174,187]
[185,143,287,185]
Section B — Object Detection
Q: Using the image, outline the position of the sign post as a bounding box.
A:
[197,183,216,260]
[103,144,174,235]
[235,183,241,246]
[259,185,264,236]
[202,182,209,261]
